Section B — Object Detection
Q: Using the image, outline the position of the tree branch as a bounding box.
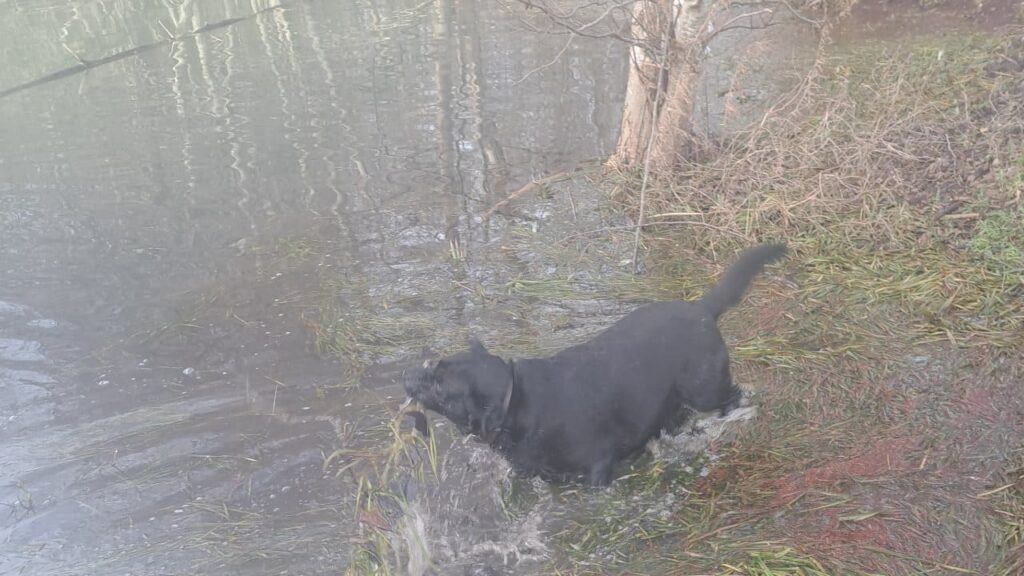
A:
[513,33,576,85]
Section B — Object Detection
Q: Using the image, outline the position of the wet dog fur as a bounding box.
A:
[405,244,787,485]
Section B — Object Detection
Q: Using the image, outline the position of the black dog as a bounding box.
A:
[405,244,786,485]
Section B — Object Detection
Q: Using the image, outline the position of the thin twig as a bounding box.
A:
[481,170,573,218]
[515,0,639,43]
[62,43,88,66]
[631,4,674,274]
[775,0,823,27]
[700,8,774,44]
[561,219,748,243]
[157,19,177,41]
[513,33,575,85]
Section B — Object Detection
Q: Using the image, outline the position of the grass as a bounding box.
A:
[967,205,1024,273]
[988,446,1024,576]
[718,546,831,576]
[546,462,705,565]
[340,413,442,576]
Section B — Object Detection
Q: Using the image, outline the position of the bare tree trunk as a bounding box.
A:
[611,0,669,169]
[649,0,707,170]
[611,0,710,171]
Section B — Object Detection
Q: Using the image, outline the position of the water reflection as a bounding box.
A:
[0,0,624,573]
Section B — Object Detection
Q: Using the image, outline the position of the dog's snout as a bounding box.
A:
[402,371,414,395]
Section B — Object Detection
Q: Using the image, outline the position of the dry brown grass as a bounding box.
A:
[629,32,1022,247]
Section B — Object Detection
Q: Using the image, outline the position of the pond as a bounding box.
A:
[0,0,702,573]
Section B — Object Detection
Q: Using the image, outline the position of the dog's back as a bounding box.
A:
[519,243,787,482]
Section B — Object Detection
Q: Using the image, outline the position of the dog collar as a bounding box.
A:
[482,359,515,444]
[501,359,515,416]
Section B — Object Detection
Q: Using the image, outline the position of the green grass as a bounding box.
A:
[718,546,832,576]
[967,205,1024,273]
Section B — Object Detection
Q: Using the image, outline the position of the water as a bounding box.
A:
[0,1,634,573]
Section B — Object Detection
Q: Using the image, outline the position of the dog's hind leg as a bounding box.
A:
[586,456,614,487]
[685,361,743,416]
[662,404,696,436]
[719,385,744,416]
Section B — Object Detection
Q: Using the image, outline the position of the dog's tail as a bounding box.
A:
[699,243,787,319]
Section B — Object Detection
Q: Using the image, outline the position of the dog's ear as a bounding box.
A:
[468,337,488,355]
[431,358,448,378]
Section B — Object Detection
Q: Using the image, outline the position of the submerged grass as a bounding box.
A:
[717,546,832,576]
[341,412,443,576]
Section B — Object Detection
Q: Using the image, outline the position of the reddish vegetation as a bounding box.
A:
[766,435,942,573]
[959,385,1000,421]
[788,508,895,548]
[767,436,916,508]
[782,507,930,575]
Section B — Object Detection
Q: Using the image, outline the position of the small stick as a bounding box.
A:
[481,170,572,218]
[631,8,673,275]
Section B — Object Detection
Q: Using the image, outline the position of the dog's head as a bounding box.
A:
[404,339,513,440]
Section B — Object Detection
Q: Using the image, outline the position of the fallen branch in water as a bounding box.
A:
[481,163,593,219]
